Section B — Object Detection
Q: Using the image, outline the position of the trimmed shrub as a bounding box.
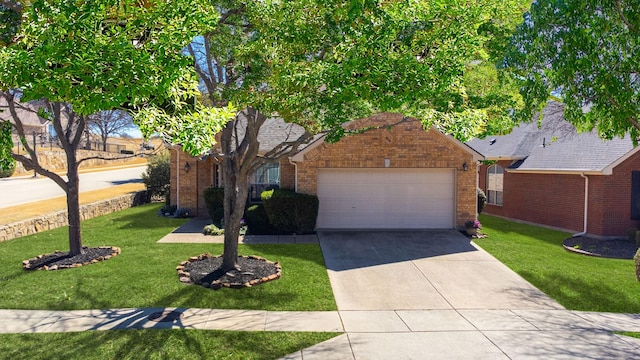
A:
[203,224,224,236]
[141,151,170,198]
[203,187,224,224]
[0,161,15,178]
[477,187,487,214]
[244,204,278,235]
[261,189,318,234]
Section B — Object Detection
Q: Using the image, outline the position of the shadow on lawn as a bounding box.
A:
[0,328,326,359]
[519,270,640,313]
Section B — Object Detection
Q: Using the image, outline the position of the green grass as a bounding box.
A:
[0,203,336,311]
[0,330,340,360]
[617,332,640,339]
[475,215,640,313]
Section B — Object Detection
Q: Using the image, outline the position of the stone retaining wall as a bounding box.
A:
[12,149,145,176]
[0,191,151,242]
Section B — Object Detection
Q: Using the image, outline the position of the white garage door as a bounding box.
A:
[316,168,455,229]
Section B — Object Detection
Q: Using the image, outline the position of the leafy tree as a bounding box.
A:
[86,110,136,152]
[504,0,640,141]
[137,0,526,271]
[0,0,217,256]
[141,151,170,198]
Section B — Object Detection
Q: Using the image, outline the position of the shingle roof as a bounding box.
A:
[466,101,637,174]
[0,97,51,128]
[217,117,309,155]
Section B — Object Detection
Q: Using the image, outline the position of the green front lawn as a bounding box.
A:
[0,330,340,360]
[475,215,640,313]
[0,204,336,311]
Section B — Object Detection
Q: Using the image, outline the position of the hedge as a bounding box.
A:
[261,189,318,234]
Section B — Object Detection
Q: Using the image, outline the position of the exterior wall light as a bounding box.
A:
[462,162,468,172]
[184,162,191,173]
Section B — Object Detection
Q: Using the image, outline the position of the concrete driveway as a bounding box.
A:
[318,230,563,311]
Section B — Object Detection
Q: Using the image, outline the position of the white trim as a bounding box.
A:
[602,146,640,175]
[572,173,589,237]
[507,168,606,175]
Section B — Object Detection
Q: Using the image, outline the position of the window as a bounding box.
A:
[249,162,280,202]
[487,164,504,206]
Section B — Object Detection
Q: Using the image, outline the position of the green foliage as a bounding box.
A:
[203,224,224,236]
[0,0,219,115]
[244,204,278,235]
[504,0,640,142]
[0,3,20,47]
[141,152,170,197]
[203,187,225,224]
[477,187,487,214]
[0,121,15,177]
[261,189,318,234]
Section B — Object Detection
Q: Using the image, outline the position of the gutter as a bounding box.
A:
[573,173,588,237]
[176,150,180,207]
[288,158,298,192]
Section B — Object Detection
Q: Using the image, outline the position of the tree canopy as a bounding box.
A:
[0,0,219,256]
[134,0,529,271]
[504,0,640,141]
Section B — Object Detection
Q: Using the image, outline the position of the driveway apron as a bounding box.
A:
[318,230,563,311]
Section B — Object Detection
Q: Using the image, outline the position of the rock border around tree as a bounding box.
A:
[22,246,121,271]
[177,253,281,290]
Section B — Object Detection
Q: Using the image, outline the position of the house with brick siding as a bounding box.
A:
[467,101,640,238]
[170,113,483,230]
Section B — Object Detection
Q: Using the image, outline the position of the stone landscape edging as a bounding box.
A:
[0,191,150,242]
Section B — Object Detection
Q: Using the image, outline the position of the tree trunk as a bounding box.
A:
[221,161,249,271]
[218,108,265,271]
[65,150,83,255]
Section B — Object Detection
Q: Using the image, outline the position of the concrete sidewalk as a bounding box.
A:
[1,307,639,359]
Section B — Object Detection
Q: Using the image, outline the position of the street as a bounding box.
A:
[0,166,146,209]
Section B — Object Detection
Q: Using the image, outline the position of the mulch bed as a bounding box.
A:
[22,246,121,271]
[177,254,281,290]
[562,236,639,259]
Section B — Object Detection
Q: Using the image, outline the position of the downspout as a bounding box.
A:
[573,173,588,237]
[288,158,298,192]
[176,150,180,207]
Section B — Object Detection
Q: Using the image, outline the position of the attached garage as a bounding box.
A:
[316,168,455,229]
[290,113,482,231]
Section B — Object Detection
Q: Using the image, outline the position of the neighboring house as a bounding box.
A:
[170,113,482,230]
[467,101,640,238]
[0,97,52,144]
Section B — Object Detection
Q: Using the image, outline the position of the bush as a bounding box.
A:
[175,207,192,218]
[0,161,15,178]
[261,189,318,234]
[477,187,487,214]
[203,187,225,225]
[141,151,170,198]
[203,224,224,236]
[244,204,278,235]
[160,204,177,216]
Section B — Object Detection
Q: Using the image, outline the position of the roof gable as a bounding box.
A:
[291,113,483,162]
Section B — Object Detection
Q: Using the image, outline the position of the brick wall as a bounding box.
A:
[170,148,210,215]
[294,113,477,228]
[479,153,640,237]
